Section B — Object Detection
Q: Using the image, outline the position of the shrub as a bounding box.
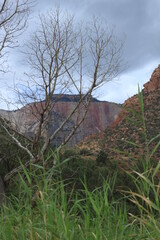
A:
[61,147,80,161]
[79,148,92,156]
[96,150,108,166]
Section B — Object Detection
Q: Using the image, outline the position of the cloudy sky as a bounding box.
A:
[1,0,160,109]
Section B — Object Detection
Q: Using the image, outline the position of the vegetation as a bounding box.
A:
[0,165,137,239]
[0,118,31,175]
[0,88,160,239]
[0,152,159,239]
[0,3,160,238]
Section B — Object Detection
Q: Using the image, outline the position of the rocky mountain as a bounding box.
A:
[0,95,121,146]
[81,65,160,168]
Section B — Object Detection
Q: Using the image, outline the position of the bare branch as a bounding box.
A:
[2,8,124,182]
[0,117,34,159]
[0,0,35,72]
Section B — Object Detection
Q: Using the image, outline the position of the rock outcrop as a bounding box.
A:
[105,65,160,167]
[113,64,160,125]
[82,65,160,168]
[143,64,160,93]
[0,95,121,146]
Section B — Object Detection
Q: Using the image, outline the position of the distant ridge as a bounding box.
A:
[0,95,121,146]
[50,94,100,103]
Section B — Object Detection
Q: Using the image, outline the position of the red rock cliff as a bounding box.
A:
[143,64,160,93]
[103,65,160,167]
[0,96,121,146]
[112,64,160,127]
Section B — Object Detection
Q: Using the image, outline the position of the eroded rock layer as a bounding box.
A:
[0,96,121,146]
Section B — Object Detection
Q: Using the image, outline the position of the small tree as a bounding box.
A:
[2,8,124,181]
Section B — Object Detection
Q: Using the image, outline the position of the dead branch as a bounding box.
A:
[2,8,124,182]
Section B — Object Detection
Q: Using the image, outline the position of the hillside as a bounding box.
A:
[81,65,160,168]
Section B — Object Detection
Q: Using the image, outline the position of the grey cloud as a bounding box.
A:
[1,0,160,109]
[84,0,160,70]
[35,0,160,72]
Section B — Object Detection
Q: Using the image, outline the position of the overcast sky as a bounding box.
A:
[1,0,160,109]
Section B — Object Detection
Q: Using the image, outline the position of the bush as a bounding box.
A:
[96,150,108,166]
[79,148,92,156]
[61,147,80,161]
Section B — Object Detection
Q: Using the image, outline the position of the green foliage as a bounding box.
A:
[61,147,80,160]
[0,124,29,176]
[0,161,148,239]
[96,150,108,166]
[79,148,92,156]
[1,86,160,238]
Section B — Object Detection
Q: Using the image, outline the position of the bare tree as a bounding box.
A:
[0,0,34,181]
[2,8,124,181]
[0,0,33,72]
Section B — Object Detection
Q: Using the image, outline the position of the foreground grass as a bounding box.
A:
[0,88,160,239]
[0,161,154,240]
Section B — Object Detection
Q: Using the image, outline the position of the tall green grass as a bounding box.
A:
[0,157,147,240]
[0,87,160,239]
[121,87,160,239]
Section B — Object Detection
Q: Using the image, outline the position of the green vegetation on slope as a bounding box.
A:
[0,88,160,239]
[0,118,32,176]
[0,151,160,239]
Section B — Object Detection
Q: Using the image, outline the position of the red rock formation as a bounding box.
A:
[0,96,121,146]
[143,64,160,93]
[108,65,160,166]
[111,64,160,128]
[82,65,160,168]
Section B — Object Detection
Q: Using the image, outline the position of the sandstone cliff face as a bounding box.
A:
[0,96,121,146]
[143,64,160,93]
